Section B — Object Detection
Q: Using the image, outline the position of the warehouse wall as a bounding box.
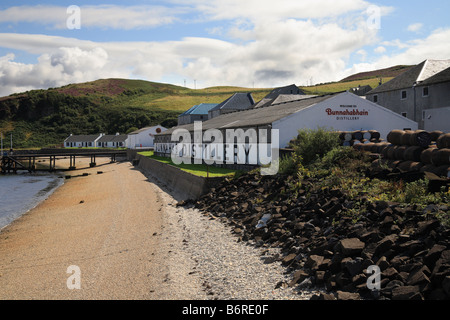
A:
[273,92,418,148]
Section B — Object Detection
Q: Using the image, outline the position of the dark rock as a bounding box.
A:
[338,238,365,256]
[342,257,363,277]
[305,255,324,271]
[281,253,297,266]
[443,275,450,295]
[392,286,423,300]
[288,270,309,287]
[416,219,440,236]
[315,271,326,284]
[310,293,336,300]
[382,267,399,280]
[381,280,404,297]
[336,290,361,300]
[374,234,398,258]
[376,256,390,271]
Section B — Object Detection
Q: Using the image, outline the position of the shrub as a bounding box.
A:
[291,127,340,165]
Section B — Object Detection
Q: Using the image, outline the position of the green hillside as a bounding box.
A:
[0,63,405,149]
[0,79,272,148]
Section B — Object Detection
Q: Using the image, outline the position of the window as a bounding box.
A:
[401,112,407,118]
[423,87,429,97]
[373,95,378,103]
[401,91,407,100]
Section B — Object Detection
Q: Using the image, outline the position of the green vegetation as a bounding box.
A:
[0,79,271,149]
[300,77,391,96]
[0,65,393,149]
[280,128,450,225]
[138,151,238,178]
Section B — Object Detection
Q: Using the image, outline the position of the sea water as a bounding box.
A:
[0,173,64,230]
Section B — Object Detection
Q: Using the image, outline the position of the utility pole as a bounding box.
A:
[194,79,197,90]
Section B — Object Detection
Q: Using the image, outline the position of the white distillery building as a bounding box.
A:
[127,125,168,149]
[154,92,417,165]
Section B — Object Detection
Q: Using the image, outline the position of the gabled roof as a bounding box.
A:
[367,59,450,95]
[180,103,218,116]
[418,66,450,86]
[349,85,373,96]
[98,134,128,143]
[64,134,101,142]
[253,94,316,109]
[209,93,255,112]
[253,84,305,108]
[263,84,304,100]
[160,94,335,136]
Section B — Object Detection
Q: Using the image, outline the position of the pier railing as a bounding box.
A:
[1,150,127,174]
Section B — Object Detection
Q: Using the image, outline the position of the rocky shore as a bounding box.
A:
[183,172,450,300]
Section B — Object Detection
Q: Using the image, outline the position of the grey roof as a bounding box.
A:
[349,85,373,96]
[98,134,128,143]
[65,134,101,142]
[253,94,316,109]
[159,94,335,136]
[263,84,304,100]
[209,92,255,112]
[367,59,450,95]
[252,84,305,108]
[418,66,450,86]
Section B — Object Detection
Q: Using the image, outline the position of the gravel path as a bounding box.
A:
[146,170,322,300]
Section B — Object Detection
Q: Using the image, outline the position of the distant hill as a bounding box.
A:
[340,65,415,82]
[0,79,271,148]
[299,65,415,95]
[0,64,412,148]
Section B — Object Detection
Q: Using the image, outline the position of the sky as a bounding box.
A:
[0,0,450,96]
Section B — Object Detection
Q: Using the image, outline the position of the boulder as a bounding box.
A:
[338,238,365,256]
[336,290,361,300]
[305,255,325,271]
[310,293,336,300]
[392,286,423,300]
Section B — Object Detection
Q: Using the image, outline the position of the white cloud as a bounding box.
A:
[374,46,386,54]
[341,28,450,79]
[0,5,180,30]
[407,23,423,33]
[5,1,441,96]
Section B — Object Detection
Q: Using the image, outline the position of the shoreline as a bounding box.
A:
[0,157,166,299]
[0,172,64,232]
[0,157,314,300]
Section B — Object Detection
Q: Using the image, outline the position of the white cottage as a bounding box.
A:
[97,133,129,148]
[64,134,103,148]
[127,125,168,149]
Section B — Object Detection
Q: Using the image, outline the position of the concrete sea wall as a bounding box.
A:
[127,150,224,200]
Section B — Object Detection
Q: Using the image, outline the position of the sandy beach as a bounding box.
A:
[0,156,312,300]
[0,157,171,299]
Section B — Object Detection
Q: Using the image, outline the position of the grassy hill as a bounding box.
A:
[0,64,412,148]
[0,79,272,148]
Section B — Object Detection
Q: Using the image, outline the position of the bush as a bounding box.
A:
[291,127,340,165]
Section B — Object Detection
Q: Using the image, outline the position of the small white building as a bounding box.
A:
[127,125,168,149]
[64,134,102,148]
[97,133,129,148]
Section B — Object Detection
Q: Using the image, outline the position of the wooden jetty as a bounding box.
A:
[0,151,127,174]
